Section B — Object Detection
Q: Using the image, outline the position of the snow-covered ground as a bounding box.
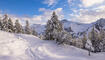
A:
[0,31,105,60]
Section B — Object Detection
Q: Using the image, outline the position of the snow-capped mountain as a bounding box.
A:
[31,24,45,34]
[94,18,105,27]
[31,19,91,35]
[61,19,91,33]
[31,18,105,36]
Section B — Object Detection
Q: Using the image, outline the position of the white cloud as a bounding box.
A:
[93,5,105,10]
[39,8,46,12]
[36,8,64,24]
[67,0,105,23]
[70,7,105,23]
[55,8,64,19]
[81,0,105,7]
[43,0,57,6]
[31,8,63,24]
[68,0,72,4]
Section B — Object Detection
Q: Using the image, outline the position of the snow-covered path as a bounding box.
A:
[18,33,105,60]
[0,31,105,60]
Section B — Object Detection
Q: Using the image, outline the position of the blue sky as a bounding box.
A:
[0,0,78,16]
[0,0,46,15]
[0,0,105,24]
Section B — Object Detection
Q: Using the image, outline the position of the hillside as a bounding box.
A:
[0,31,105,60]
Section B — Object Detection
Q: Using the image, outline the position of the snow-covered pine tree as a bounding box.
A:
[57,31,72,45]
[8,18,14,32]
[32,29,37,36]
[0,18,2,30]
[2,14,9,31]
[100,28,105,52]
[44,11,63,41]
[76,38,83,48]
[25,20,32,34]
[89,26,101,52]
[82,33,87,49]
[63,32,72,45]
[39,34,44,39]
[14,20,23,33]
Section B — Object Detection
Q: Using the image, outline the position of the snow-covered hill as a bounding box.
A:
[0,31,105,60]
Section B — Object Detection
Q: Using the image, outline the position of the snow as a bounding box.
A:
[0,31,105,60]
[61,20,91,33]
[70,23,90,33]
[31,24,45,34]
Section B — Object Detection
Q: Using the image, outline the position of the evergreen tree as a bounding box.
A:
[89,26,101,52]
[44,11,63,41]
[57,31,72,45]
[0,18,2,30]
[14,20,23,33]
[8,18,14,32]
[76,38,83,48]
[100,28,105,52]
[82,33,87,49]
[25,20,32,34]
[2,14,8,31]
[32,29,37,36]
[39,34,44,39]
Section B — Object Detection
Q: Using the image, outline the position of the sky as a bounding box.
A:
[0,0,105,25]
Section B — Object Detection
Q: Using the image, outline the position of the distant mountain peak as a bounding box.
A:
[61,19,69,23]
[95,18,105,27]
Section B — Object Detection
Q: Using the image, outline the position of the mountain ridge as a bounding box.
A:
[31,18,105,37]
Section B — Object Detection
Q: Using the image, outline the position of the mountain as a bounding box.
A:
[93,18,105,30]
[31,18,105,36]
[61,19,91,33]
[31,24,45,34]
[95,18,105,27]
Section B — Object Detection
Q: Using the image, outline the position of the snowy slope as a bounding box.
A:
[0,31,105,60]
[0,31,29,60]
[61,20,91,33]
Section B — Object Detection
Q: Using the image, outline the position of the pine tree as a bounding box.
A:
[39,34,44,39]
[89,26,101,52]
[32,29,37,36]
[2,14,8,31]
[57,31,72,45]
[82,33,87,49]
[14,20,23,33]
[64,33,72,45]
[76,38,83,48]
[100,28,105,52]
[8,18,14,32]
[44,11,63,41]
[0,18,2,30]
[25,20,32,34]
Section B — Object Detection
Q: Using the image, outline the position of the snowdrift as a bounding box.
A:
[0,31,105,60]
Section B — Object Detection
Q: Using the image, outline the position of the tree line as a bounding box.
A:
[0,14,37,36]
